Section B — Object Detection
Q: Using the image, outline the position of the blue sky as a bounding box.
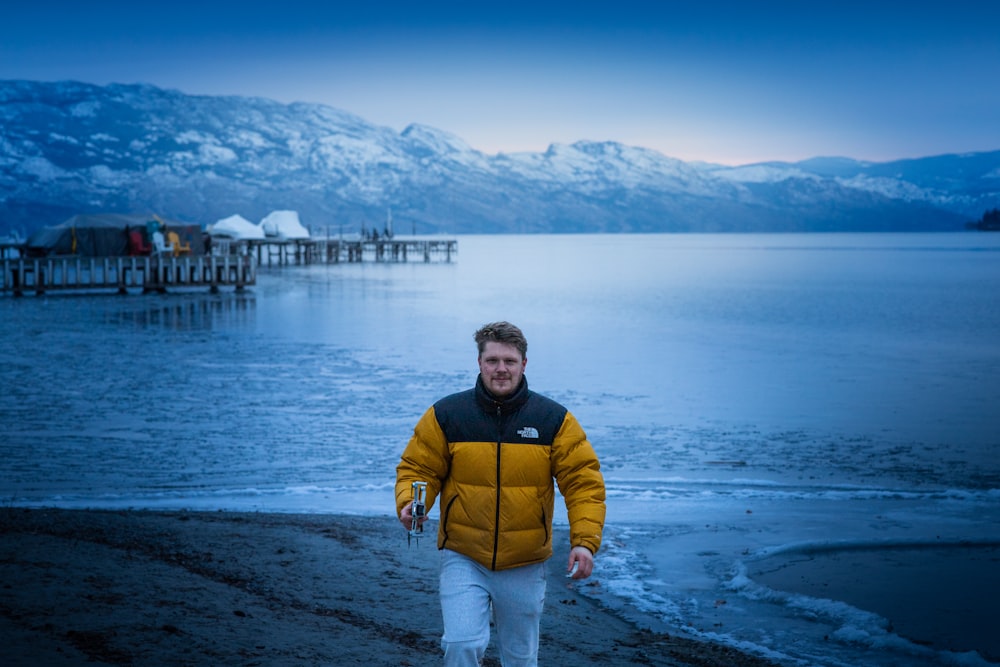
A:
[2,0,998,165]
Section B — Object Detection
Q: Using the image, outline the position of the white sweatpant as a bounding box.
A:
[439,549,547,667]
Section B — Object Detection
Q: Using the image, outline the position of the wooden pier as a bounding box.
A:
[1,255,256,296]
[0,236,456,296]
[244,237,458,267]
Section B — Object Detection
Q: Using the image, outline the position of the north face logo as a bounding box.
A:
[517,427,539,439]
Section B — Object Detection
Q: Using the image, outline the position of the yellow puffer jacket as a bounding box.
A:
[396,376,605,571]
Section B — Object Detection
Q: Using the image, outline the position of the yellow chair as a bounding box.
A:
[167,231,191,257]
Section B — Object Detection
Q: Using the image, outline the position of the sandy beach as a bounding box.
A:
[0,508,780,667]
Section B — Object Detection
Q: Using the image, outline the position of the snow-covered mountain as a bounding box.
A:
[1,80,997,236]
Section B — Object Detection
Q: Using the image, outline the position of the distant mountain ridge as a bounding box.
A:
[1,79,998,236]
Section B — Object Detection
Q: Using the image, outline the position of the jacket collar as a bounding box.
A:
[475,374,529,415]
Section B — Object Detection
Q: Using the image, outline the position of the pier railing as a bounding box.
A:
[245,237,457,266]
[1,255,256,296]
[1,237,456,296]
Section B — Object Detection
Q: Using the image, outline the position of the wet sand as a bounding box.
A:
[0,508,780,666]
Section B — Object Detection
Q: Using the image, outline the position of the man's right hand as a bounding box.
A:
[399,501,427,531]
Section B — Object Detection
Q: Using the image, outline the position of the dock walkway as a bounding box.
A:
[1,255,255,296]
[244,237,457,266]
[0,237,457,296]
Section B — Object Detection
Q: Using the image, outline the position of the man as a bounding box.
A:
[396,321,606,666]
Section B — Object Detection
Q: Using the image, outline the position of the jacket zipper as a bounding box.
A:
[492,403,502,570]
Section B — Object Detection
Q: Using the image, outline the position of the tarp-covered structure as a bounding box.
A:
[210,214,265,240]
[261,210,310,240]
[26,213,203,257]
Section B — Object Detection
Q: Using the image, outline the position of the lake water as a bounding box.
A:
[2,233,999,666]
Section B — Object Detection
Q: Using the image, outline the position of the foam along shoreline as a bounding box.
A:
[744,541,1000,662]
[0,508,782,667]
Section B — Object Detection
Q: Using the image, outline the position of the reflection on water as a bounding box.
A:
[101,292,258,330]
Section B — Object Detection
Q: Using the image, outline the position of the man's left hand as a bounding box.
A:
[566,546,594,580]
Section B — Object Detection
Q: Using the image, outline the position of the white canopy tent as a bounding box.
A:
[260,210,310,240]
[209,214,265,240]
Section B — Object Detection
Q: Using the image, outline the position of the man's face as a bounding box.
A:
[478,341,526,398]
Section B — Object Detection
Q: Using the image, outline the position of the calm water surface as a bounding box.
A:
[4,233,999,505]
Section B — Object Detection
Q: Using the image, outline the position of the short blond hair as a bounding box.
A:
[474,321,527,358]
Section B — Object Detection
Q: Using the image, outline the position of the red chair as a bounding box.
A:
[128,229,151,255]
